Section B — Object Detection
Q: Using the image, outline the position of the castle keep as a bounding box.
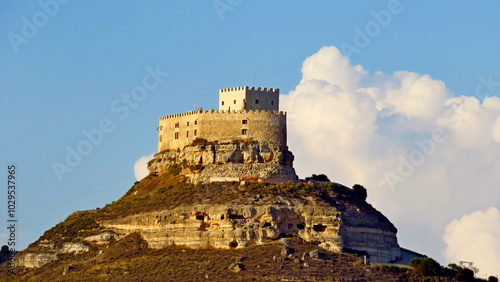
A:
[149,86,298,182]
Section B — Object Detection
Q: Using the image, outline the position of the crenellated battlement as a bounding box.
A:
[160,109,286,120]
[219,86,279,94]
[219,86,280,111]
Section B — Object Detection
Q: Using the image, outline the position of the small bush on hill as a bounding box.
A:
[168,163,181,175]
[191,138,209,146]
[410,257,442,276]
[353,184,367,201]
[305,174,330,182]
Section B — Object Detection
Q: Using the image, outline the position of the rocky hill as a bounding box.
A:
[0,172,486,281]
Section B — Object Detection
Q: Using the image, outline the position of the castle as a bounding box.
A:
[149,86,298,182]
[157,86,286,151]
[16,86,404,271]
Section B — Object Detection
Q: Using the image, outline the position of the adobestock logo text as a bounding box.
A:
[7,0,70,54]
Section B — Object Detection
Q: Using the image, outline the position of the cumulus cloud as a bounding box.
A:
[443,207,500,276]
[281,46,500,267]
[133,153,155,181]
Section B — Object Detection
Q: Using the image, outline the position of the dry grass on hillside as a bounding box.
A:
[5,236,411,282]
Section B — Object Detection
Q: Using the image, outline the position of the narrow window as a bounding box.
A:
[242,129,248,135]
[186,131,189,138]
[234,100,236,104]
[194,129,197,136]
[160,126,163,131]
[159,135,162,142]
[194,120,198,125]
[187,121,190,126]
[222,101,225,106]
[174,132,179,139]
[175,122,179,128]
[255,99,259,104]
[271,100,275,105]
[242,120,248,124]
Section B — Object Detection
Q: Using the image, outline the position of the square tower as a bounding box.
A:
[219,86,279,111]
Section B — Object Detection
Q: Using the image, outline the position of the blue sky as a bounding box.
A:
[2,1,500,275]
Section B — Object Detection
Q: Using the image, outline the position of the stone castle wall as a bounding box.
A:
[158,110,287,152]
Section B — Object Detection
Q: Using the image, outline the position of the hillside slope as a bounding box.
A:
[0,173,483,281]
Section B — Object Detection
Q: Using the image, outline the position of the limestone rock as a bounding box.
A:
[63,264,74,275]
[17,253,58,268]
[60,243,89,254]
[228,263,244,272]
[101,197,401,263]
[148,141,297,182]
[84,231,122,245]
[281,246,294,257]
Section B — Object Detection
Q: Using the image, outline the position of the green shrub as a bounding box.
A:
[372,264,407,274]
[305,174,330,182]
[191,138,208,146]
[147,158,156,167]
[189,164,204,172]
[410,257,442,276]
[456,268,474,281]
[353,184,367,201]
[168,163,181,175]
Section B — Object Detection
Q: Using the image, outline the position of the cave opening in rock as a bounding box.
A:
[296,223,305,229]
[263,222,272,228]
[228,214,245,219]
[196,215,205,220]
[313,224,327,232]
[229,241,238,248]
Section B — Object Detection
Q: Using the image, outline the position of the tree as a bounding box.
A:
[410,257,442,276]
[352,184,367,201]
[305,174,330,182]
[446,263,476,281]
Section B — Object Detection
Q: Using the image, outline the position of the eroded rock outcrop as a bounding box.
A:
[17,231,121,268]
[101,196,400,263]
[148,141,297,182]
[16,253,58,268]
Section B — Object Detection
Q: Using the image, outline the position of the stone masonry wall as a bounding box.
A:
[157,110,287,151]
[219,86,280,112]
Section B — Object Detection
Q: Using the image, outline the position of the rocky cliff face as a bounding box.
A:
[100,196,400,263]
[148,141,297,182]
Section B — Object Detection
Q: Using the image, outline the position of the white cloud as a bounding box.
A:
[133,153,155,181]
[281,46,500,266]
[492,115,500,143]
[443,207,500,277]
